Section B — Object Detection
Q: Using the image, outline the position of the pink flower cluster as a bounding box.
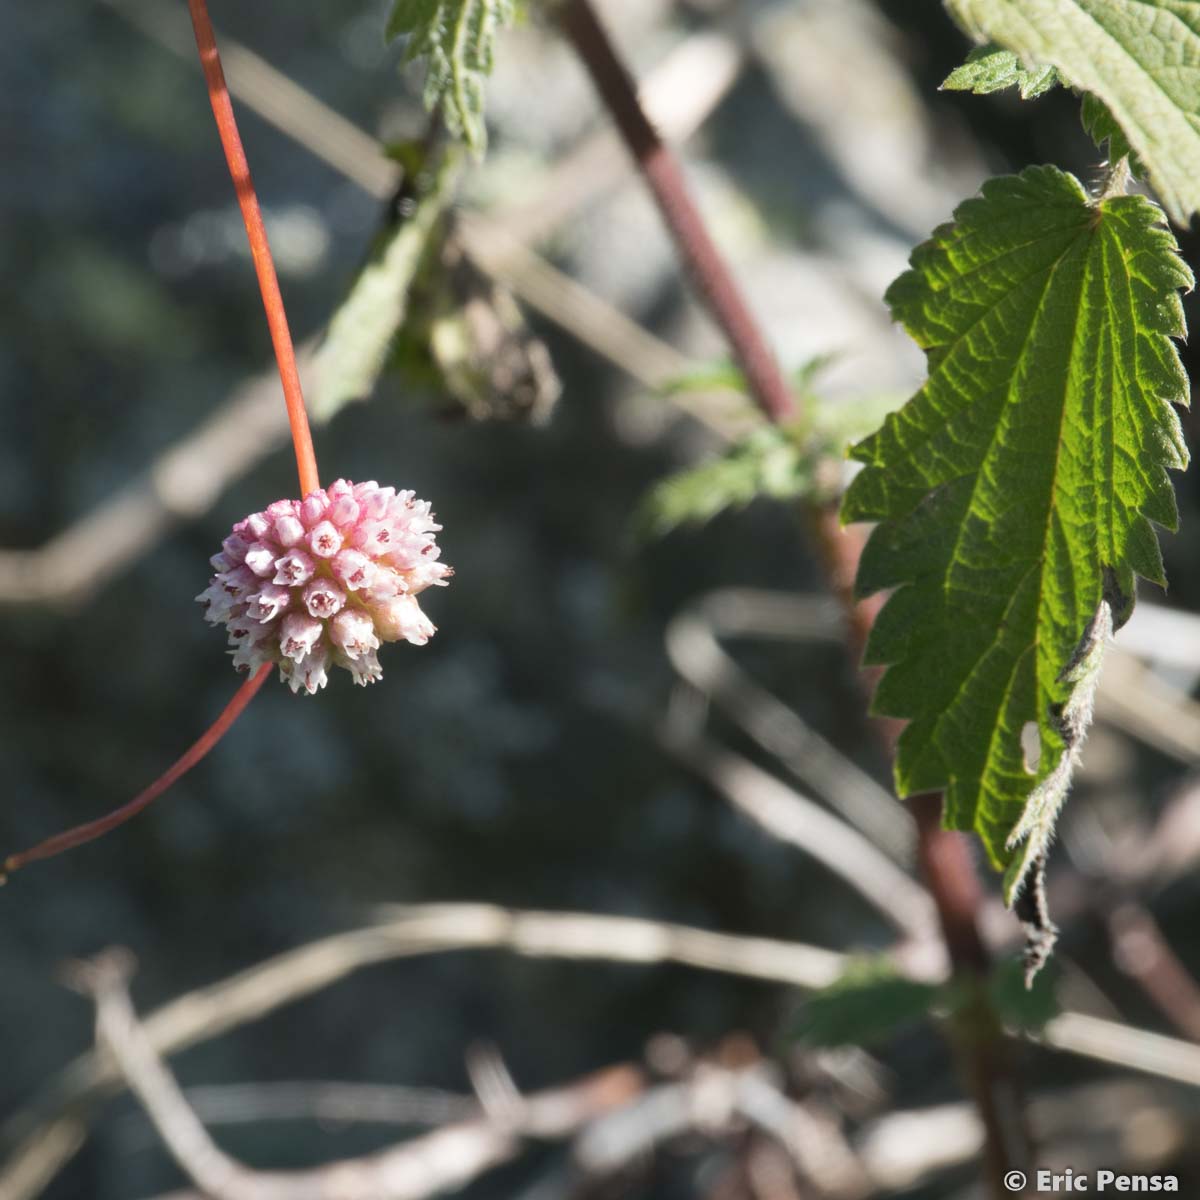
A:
[198,479,451,694]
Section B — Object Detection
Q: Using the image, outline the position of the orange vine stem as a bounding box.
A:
[186,0,320,498]
[2,665,271,880]
[3,3,326,877]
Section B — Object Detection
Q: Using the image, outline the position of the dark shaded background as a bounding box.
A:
[4,2,1200,1197]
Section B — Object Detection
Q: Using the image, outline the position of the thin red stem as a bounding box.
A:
[559,0,795,425]
[186,0,320,498]
[3,665,271,879]
[3,4,320,878]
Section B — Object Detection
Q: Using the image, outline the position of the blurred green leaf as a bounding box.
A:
[793,955,1058,1052]
[309,146,463,423]
[986,957,1059,1030]
[638,358,899,539]
[636,423,816,539]
[658,360,750,397]
[385,0,517,154]
[657,355,834,400]
[794,960,941,1047]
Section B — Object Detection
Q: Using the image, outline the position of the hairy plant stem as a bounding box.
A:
[561,1,1028,1191]
[1100,154,1133,201]
[186,0,319,498]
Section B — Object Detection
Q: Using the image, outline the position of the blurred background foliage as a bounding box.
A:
[4,2,1200,1197]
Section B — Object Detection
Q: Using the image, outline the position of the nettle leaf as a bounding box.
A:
[386,0,516,154]
[794,956,1059,1048]
[794,960,942,1048]
[945,0,1200,226]
[842,166,1190,909]
[942,43,1062,99]
[939,40,1144,177]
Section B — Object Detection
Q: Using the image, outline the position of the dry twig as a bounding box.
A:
[0,905,843,1200]
[8,904,1200,1200]
[665,590,914,862]
[68,950,642,1200]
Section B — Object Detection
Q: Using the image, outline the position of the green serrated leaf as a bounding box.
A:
[1004,585,1112,904]
[945,0,1200,226]
[793,960,941,1048]
[386,0,515,154]
[942,43,1061,99]
[842,165,1190,884]
[309,147,463,422]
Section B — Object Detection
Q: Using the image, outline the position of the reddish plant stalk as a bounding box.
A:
[2,665,270,879]
[561,0,994,975]
[186,0,319,498]
[559,0,794,425]
[5,3,323,876]
[562,1,1025,1190]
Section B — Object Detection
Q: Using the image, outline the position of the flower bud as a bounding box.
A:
[303,579,346,619]
[273,550,316,587]
[279,612,323,662]
[373,594,436,645]
[308,521,342,558]
[273,514,305,548]
[331,549,375,591]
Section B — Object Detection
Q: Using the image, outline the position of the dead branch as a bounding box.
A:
[0,906,843,1199]
[6,905,1200,1199]
[659,723,938,949]
[128,1082,478,1131]
[574,1060,872,1200]
[70,950,642,1200]
[1106,902,1200,1043]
